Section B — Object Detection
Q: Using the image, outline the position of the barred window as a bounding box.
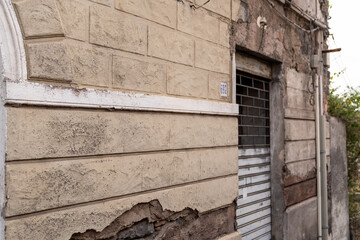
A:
[236,71,270,148]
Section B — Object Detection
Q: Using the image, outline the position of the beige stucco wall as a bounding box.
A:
[14,0,233,102]
[3,0,333,239]
[4,0,239,239]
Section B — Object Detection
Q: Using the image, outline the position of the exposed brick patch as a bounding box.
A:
[70,200,236,240]
[284,178,317,207]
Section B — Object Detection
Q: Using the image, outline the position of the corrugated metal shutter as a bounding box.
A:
[237,148,271,240]
[236,54,272,240]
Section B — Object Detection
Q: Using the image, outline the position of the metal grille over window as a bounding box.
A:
[236,71,270,148]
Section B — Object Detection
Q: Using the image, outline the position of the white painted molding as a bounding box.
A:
[0,0,27,82]
[6,81,239,116]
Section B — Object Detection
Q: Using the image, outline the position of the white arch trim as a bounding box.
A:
[0,0,238,117]
[0,0,27,82]
[0,1,26,239]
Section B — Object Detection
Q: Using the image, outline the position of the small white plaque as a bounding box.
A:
[220,82,228,97]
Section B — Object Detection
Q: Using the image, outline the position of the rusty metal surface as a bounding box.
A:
[235,54,272,80]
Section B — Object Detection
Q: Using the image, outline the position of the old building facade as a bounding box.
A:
[0,0,349,239]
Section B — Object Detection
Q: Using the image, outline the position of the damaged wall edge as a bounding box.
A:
[69,200,237,240]
[0,0,28,239]
[270,63,286,240]
[5,176,239,239]
[0,49,6,240]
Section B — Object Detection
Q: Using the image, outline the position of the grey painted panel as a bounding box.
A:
[239,217,271,235]
[238,147,271,237]
[239,148,270,157]
[236,199,271,216]
[238,156,270,166]
[239,173,270,186]
[254,232,271,240]
[242,225,271,240]
[236,208,271,226]
[238,164,270,176]
[238,182,271,196]
[237,190,271,206]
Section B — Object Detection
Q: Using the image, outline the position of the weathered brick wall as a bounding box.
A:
[5,0,240,239]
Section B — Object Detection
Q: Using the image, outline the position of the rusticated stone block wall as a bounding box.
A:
[14,0,234,102]
[4,108,239,240]
[5,0,241,239]
[4,0,334,239]
[283,69,330,207]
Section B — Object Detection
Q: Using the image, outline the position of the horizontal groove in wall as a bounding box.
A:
[284,116,315,121]
[24,36,66,42]
[285,158,316,165]
[5,174,237,221]
[284,139,316,143]
[284,177,316,188]
[6,145,238,164]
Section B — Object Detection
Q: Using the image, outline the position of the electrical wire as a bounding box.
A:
[329,37,352,89]
[263,0,321,33]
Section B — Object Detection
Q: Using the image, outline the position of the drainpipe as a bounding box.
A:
[319,73,329,240]
[314,72,322,239]
[316,73,329,240]
[313,30,329,240]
